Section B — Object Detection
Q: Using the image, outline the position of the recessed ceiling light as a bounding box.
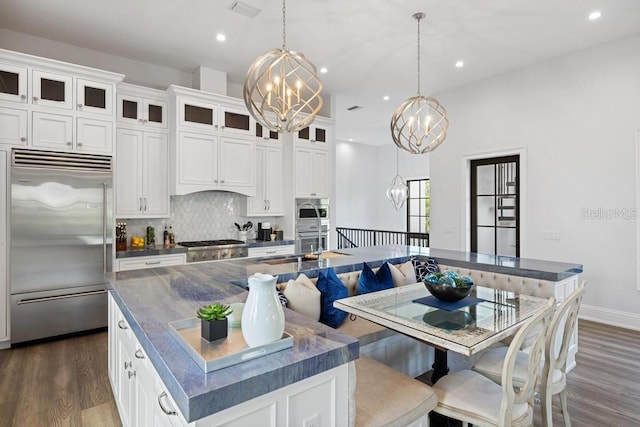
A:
[383,95,390,101]
[349,138,354,142]
[588,10,602,21]
[320,67,328,74]
[216,33,226,42]
[455,60,464,68]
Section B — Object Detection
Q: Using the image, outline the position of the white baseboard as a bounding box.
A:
[580,304,640,331]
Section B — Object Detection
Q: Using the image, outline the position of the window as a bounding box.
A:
[407,179,430,234]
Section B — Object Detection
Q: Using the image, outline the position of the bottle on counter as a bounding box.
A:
[168,225,175,247]
[164,225,170,248]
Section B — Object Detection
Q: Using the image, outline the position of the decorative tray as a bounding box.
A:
[168,318,294,373]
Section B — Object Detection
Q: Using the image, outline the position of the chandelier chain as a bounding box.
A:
[417,15,421,95]
[282,0,287,50]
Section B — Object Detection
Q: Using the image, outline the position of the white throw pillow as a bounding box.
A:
[283,273,321,321]
[389,261,418,286]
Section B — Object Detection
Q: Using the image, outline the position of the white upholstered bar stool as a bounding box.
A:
[353,355,437,427]
[472,282,586,427]
[430,298,555,427]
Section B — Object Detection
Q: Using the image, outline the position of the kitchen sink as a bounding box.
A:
[262,251,352,265]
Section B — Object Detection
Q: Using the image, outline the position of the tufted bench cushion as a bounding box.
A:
[439,264,556,299]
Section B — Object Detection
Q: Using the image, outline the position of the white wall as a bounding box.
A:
[335,142,430,231]
[429,35,640,329]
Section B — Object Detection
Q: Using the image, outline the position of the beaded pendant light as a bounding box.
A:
[390,13,448,154]
[243,0,323,133]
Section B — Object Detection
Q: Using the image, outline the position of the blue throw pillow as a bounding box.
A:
[315,268,348,328]
[411,256,439,282]
[358,262,394,295]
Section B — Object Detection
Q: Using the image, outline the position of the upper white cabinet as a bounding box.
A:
[168,85,256,196]
[0,49,124,154]
[255,121,281,144]
[0,107,27,146]
[116,128,169,218]
[243,144,284,216]
[117,83,167,129]
[0,63,27,103]
[294,122,330,149]
[294,146,330,198]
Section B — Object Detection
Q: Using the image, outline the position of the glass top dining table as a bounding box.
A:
[334,283,550,357]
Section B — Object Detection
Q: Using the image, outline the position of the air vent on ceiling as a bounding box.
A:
[229,1,261,19]
[347,105,363,111]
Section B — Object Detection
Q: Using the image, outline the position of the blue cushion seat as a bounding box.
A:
[358,262,394,294]
[316,268,349,328]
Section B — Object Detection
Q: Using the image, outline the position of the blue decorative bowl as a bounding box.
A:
[423,281,475,302]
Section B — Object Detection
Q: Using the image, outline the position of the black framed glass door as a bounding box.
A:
[470,155,520,256]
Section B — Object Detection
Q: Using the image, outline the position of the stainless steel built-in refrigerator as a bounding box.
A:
[10,149,112,344]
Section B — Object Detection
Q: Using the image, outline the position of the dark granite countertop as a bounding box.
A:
[115,239,296,258]
[107,244,581,421]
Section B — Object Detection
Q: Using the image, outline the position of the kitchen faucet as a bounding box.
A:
[298,201,323,266]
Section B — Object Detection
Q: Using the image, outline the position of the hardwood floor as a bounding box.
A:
[0,320,637,426]
[0,330,121,427]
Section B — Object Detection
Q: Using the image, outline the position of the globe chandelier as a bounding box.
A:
[243,0,323,133]
[390,12,448,154]
[386,147,408,210]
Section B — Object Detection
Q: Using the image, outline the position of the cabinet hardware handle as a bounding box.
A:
[139,197,143,211]
[310,193,316,196]
[266,250,276,254]
[267,200,270,210]
[214,124,219,129]
[214,179,218,183]
[264,200,267,211]
[33,96,39,102]
[135,349,145,359]
[77,103,83,109]
[143,197,147,211]
[117,320,128,330]
[220,180,225,184]
[128,370,136,379]
[77,142,83,147]
[158,392,177,416]
[124,361,132,369]
[20,137,26,142]
[139,118,144,123]
[67,142,73,147]
[145,261,161,265]
[143,119,148,123]
[20,94,26,100]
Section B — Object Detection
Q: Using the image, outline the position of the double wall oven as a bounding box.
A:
[296,199,329,253]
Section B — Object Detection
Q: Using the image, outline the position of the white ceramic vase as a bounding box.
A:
[241,273,285,348]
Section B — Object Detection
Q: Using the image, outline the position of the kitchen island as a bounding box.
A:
[107,245,582,426]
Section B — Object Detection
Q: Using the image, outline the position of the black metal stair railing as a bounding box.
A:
[336,227,429,249]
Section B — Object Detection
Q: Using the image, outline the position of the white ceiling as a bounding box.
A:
[1,0,639,146]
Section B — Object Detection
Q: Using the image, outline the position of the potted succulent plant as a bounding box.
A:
[196,302,233,342]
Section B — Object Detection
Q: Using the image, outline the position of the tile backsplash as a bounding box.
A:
[119,191,283,243]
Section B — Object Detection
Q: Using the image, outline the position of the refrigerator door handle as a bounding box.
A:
[103,182,108,274]
[16,290,107,305]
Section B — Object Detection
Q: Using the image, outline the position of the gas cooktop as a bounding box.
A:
[178,239,245,248]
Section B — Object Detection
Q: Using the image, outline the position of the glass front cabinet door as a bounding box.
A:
[117,94,167,128]
[31,70,73,109]
[0,63,27,103]
[77,78,113,115]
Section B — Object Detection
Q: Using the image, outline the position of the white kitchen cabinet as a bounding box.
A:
[77,78,113,116]
[168,85,257,197]
[0,63,27,103]
[33,111,112,154]
[243,145,284,216]
[255,122,280,144]
[294,123,329,148]
[294,146,329,198]
[117,83,168,129]
[31,69,73,109]
[115,254,186,272]
[174,131,255,196]
[247,245,295,258]
[0,151,7,343]
[116,128,169,218]
[0,107,28,146]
